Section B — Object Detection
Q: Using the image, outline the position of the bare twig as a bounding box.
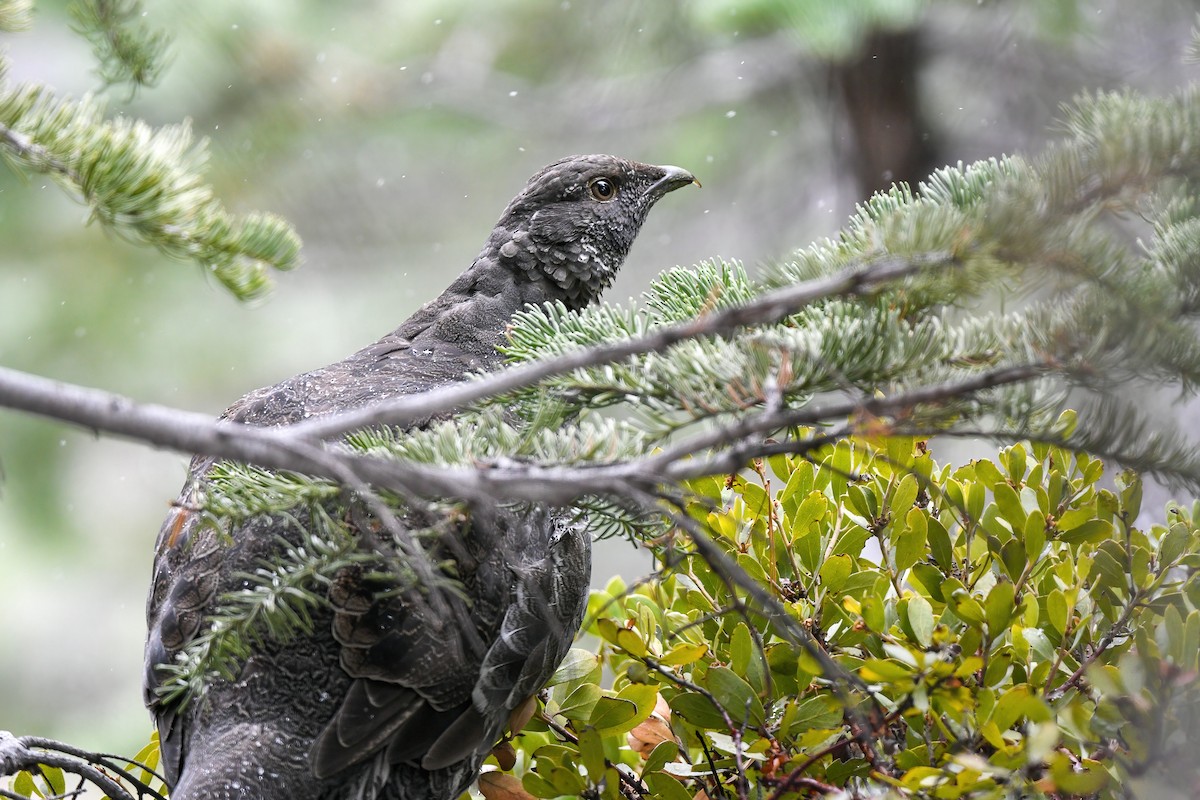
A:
[1045,594,1139,703]
[0,359,1045,510]
[0,731,166,800]
[0,123,85,185]
[540,715,648,800]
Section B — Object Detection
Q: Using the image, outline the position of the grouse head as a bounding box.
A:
[485,154,697,309]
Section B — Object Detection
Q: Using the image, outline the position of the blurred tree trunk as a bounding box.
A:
[832,27,940,197]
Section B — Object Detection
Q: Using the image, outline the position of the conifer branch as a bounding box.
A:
[68,0,170,89]
[289,251,957,441]
[0,357,1053,509]
[0,0,31,32]
[0,70,301,300]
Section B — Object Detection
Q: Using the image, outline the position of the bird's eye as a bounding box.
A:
[588,177,617,202]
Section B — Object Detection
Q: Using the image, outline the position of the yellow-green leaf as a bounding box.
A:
[906,593,935,648]
[588,696,639,734]
[658,642,708,666]
[548,648,602,686]
[818,554,853,592]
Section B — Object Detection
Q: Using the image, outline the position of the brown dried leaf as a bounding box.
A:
[478,771,537,800]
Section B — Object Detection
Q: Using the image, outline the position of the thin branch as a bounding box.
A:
[1045,595,1139,703]
[0,363,482,500]
[0,731,164,800]
[0,122,85,184]
[540,715,648,800]
[0,360,1046,509]
[288,251,955,440]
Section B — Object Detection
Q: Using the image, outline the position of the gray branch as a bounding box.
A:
[0,253,965,508]
[0,357,1043,509]
[0,251,1057,510]
[289,251,955,440]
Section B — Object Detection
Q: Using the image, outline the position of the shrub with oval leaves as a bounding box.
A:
[481,431,1200,800]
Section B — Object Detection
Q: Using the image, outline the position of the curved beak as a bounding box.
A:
[647,164,700,199]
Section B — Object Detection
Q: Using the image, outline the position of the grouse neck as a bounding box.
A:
[485,224,617,312]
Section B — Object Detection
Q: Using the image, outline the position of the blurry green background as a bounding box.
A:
[1,0,1196,758]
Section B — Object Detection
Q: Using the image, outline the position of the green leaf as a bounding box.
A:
[983,648,1013,687]
[985,580,1016,636]
[992,684,1050,730]
[791,491,828,536]
[1057,504,1096,532]
[786,694,844,733]
[992,481,1027,530]
[741,482,771,518]
[1023,510,1047,559]
[1059,518,1114,545]
[894,508,928,572]
[658,642,708,666]
[643,772,693,800]
[887,435,918,469]
[846,484,877,521]
[1117,470,1143,519]
[1088,545,1130,597]
[642,741,680,777]
[545,765,587,796]
[669,692,729,729]
[1004,443,1028,483]
[522,771,560,799]
[1045,589,1070,635]
[862,594,886,632]
[41,767,64,795]
[950,589,986,627]
[616,684,661,727]
[830,440,854,500]
[615,628,648,658]
[558,683,601,723]
[596,618,622,646]
[1160,523,1190,566]
[729,622,753,682]
[926,516,955,571]
[13,772,36,798]
[891,473,920,514]
[862,657,917,682]
[587,696,640,734]
[780,460,815,508]
[818,554,853,592]
[906,593,935,647]
[1000,538,1027,581]
[910,564,947,602]
[548,648,602,686]
[792,492,828,572]
[577,727,606,780]
[687,475,724,503]
[1184,609,1200,671]
[1049,753,1111,794]
[703,666,765,726]
[1021,626,1058,663]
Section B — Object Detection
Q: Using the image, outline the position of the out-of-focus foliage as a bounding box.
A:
[0,66,302,299]
[486,438,1200,799]
[690,0,929,58]
[689,0,1092,56]
[68,0,170,89]
[0,0,32,32]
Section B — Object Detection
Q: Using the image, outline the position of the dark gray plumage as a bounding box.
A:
[143,155,696,800]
